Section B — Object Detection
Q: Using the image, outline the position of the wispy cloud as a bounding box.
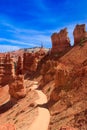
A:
[0,45,20,52]
[0,18,87,52]
[0,22,52,49]
[0,38,37,46]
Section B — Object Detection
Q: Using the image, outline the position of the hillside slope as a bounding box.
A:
[40,42,87,130]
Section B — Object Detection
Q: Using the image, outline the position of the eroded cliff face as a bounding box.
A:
[51,28,70,53]
[48,64,87,130]
[49,64,70,103]
[73,24,87,45]
[16,56,23,75]
[51,24,87,54]
[46,42,87,130]
[55,64,70,87]
[23,52,37,75]
[23,48,46,76]
[40,60,57,87]
[0,54,15,86]
[37,26,87,130]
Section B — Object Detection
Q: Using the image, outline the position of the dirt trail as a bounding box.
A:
[29,81,50,130]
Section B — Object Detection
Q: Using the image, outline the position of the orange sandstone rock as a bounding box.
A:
[55,63,69,87]
[16,56,23,75]
[60,126,78,130]
[23,52,38,75]
[9,75,26,101]
[51,28,70,53]
[0,123,15,130]
[0,54,15,86]
[73,24,87,45]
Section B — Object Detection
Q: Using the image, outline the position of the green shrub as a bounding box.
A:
[79,37,87,47]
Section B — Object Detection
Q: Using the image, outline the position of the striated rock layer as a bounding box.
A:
[0,54,15,86]
[23,52,38,75]
[16,56,23,75]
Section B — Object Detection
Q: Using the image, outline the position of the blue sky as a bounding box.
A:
[0,0,87,52]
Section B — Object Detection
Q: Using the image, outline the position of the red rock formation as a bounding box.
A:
[60,126,78,130]
[73,24,87,45]
[9,75,26,101]
[0,54,15,86]
[0,123,15,130]
[49,64,70,102]
[55,63,70,87]
[16,56,23,75]
[51,28,70,53]
[40,60,57,86]
[23,52,38,75]
[35,48,46,60]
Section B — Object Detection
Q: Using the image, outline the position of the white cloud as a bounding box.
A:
[0,45,20,52]
[0,38,37,46]
[1,21,87,49]
[0,22,52,48]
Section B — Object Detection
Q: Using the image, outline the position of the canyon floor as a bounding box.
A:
[0,80,50,130]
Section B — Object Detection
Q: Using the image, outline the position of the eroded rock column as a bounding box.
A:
[73,24,87,45]
[0,54,15,86]
[51,28,70,53]
[9,75,26,102]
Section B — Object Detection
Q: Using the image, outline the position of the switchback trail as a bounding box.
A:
[29,81,50,130]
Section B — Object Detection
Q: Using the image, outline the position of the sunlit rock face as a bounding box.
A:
[73,24,87,45]
[59,126,78,130]
[55,63,69,87]
[23,52,38,75]
[51,28,70,53]
[49,63,70,102]
[0,54,15,86]
[40,60,57,87]
[9,75,26,101]
[0,123,16,130]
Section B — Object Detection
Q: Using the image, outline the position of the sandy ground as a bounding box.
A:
[35,90,47,104]
[28,82,50,130]
[29,107,50,130]
[0,85,10,105]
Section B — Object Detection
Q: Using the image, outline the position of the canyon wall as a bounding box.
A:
[23,48,46,75]
[16,56,23,75]
[40,60,57,87]
[0,54,15,86]
[23,52,38,75]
